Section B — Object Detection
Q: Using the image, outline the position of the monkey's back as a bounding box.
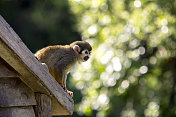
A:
[35,45,66,67]
[35,45,77,75]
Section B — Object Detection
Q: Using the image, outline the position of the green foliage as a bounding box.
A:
[68,0,176,117]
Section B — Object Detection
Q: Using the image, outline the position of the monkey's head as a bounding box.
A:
[71,41,92,62]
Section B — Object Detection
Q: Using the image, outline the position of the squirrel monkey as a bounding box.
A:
[35,41,92,97]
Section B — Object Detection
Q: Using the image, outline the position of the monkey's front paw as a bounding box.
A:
[60,85,73,97]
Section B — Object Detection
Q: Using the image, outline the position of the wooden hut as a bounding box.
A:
[0,15,74,117]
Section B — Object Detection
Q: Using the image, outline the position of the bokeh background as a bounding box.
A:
[1,0,176,117]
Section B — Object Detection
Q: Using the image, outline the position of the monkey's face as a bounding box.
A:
[80,49,91,62]
[72,41,92,62]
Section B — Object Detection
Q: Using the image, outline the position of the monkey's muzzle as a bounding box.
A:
[84,56,89,61]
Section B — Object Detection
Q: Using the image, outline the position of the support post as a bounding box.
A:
[34,93,52,117]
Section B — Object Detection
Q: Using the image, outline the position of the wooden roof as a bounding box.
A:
[0,15,74,115]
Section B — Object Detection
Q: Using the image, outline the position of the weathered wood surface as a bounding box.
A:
[34,93,52,117]
[0,57,18,78]
[0,77,36,107]
[0,15,74,115]
[0,106,36,117]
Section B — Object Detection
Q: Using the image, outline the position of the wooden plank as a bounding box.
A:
[0,77,36,107]
[0,38,48,93]
[0,57,18,77]
[0,106,36,117]
[34,93,52,117]
[0,15,74,115]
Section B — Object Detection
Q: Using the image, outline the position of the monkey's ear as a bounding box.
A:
[73,45,81,53]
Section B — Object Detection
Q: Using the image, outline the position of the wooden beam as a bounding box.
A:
[0,15,74,115]
[34,93,52,117]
